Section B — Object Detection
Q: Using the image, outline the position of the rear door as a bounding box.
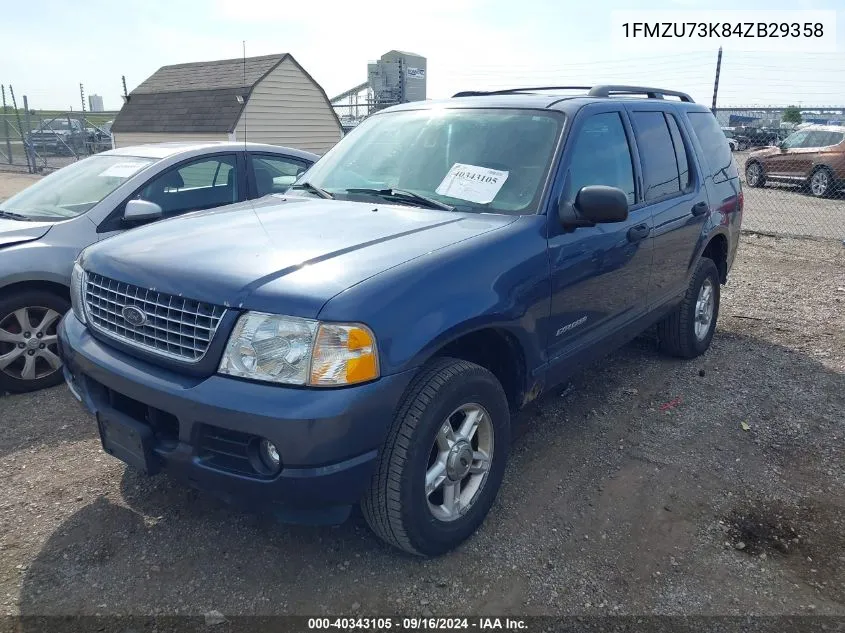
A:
[625,104,709,303]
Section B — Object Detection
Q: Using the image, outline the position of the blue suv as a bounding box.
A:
[57,85,742,556]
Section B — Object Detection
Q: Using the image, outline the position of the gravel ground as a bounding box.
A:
[1,234,843,620]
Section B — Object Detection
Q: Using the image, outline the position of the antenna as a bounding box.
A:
[242,40,247,149]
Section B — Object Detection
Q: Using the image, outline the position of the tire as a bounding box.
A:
[0,290,69,393]
[808,167,835,198]
[362,357,510,556]
[657,258,720,359]
[745,161,766,188]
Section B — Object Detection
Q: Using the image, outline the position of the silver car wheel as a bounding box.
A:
[746,163,762,186]
[694,279,715,341]
[425,403,494,522]
[810,170,830,197]
[0,307,63,381]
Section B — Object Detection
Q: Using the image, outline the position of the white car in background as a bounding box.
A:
[0,141,317,393]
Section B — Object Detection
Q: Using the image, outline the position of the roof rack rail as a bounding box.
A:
[452,86,592,97]
[452,85,694,103]
[587,85,694,102]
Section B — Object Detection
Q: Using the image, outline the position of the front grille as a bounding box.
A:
[84,272,226,362]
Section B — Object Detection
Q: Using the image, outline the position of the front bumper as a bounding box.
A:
[58,314,416,524]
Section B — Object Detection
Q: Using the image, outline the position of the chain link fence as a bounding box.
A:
[0,95,117,174]
[713,106,843,240]
[1,94,842,241]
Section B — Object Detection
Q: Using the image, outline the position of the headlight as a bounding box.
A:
[218,312,379,387]
[70,261,87,324]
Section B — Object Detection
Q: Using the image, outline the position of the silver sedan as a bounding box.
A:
[0,141,318,393]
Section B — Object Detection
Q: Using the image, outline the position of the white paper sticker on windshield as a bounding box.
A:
[98,161,149,179]
[435,163,509,204]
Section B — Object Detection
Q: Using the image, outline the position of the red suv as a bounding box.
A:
[744,125,845,197]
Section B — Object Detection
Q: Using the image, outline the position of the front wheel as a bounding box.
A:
[362,357,510,556]
[657,258,721,359]
[745,161,766,188]
[0,291,68,393]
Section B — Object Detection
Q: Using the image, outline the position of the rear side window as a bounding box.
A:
[666,114,692,191]
[631,112,680,202]
[827,132,845,146]
[687,112,738,184]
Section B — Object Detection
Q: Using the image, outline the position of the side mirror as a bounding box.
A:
[123,199,163,223]
[559,185,629,228]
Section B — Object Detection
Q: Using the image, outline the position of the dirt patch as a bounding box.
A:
[0,172,41,201]
[723,500,845,603]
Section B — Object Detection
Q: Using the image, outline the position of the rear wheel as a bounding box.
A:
[809,167,835,198]
[362,357,510,556]
[657,258,721,359]
[0,291,68,393]
[745,161,766,188]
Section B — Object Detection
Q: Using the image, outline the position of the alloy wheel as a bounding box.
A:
[0,307,63,381]
[810,170,830,197]
[694,279,715,341]
[424,403,494,522]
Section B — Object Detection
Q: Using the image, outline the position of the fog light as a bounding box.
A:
[259,439,281,472]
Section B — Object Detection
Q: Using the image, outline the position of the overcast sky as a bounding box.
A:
[1,0,843,111]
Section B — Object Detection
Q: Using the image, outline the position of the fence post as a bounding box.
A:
[23,96,35,173]
[1,85,11,164]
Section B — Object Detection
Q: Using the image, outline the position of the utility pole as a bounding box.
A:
[2,85,11,164]
[22,95,35,173]
[80,83,86,113]
[121,75,128,100]
[711,46,723,115]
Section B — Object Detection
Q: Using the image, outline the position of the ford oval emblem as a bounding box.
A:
[122,306,147,327]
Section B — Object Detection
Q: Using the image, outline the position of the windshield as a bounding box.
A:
[0,154,157,221]
[296,108,563,214]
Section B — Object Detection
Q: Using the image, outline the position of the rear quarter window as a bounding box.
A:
[687,112,739,184]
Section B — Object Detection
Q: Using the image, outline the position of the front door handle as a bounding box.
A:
[691,201,709,216]
[627,223,651,243]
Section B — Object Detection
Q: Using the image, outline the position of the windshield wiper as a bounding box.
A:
[0,210,34,221]
[288,182,334,199]
[344,188,455,212]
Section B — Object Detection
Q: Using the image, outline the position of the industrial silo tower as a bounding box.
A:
[367,50,427,108]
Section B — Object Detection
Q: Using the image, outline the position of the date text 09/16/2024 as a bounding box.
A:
[306,617,528,630]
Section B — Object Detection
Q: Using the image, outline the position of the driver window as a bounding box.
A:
[782,131,809,149]
[565,112,636,205]
[136,155,238,217]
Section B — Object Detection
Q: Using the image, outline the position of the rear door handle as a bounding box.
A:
[691,201,709,216]
[627,223,651,243]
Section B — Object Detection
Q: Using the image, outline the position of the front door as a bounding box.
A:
[765,129,816,178]
[545,105,653,374]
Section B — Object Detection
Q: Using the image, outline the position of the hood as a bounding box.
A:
[82,196,517,317]
[0,219,53,248]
